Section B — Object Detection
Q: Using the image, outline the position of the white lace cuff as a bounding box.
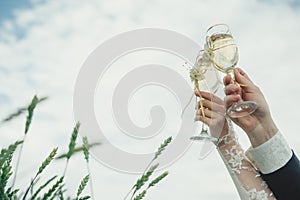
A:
[245,131,292,174]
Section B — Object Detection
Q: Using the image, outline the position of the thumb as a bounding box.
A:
[234,68,255,91]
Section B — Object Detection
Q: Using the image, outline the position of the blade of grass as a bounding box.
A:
[55,142,100,160]
[129,164,159,200]
[41,176,64,200]
[147,171,169,189]
[0,158,13,197]
[132,171,168,200]
[82,137,95,200]
[30,175,57,200]
[133,190,146,200]
[0,141,23,168]
[12,95,47,187]
[0,97,47,125]
[79,196,91,200]
[76,174,89,199]
[22,147,58,200]
[124,136,172,200]
[62,122,80,177]
[0,140,23,197]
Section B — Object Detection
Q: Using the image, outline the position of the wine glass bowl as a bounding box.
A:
[205,24,239,73]
[205,24,257,118]
[189,50,220,143]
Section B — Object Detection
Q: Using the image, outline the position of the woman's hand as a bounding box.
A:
[194,91,228,139]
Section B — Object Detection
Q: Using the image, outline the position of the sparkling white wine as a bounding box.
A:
[198,66,219,93]
[208,33,238,73]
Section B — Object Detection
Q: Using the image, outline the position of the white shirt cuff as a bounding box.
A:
[245,131,292,174]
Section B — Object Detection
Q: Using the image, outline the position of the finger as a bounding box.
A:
[195,110,225,127]
[200,91,224,105]
[234,68,259,93]
[197,91,211,99]
[194,90,204,97]
[194,115,212,126]
[223,74,232,86]
[195,91,224,106]
[234,68,255,92]
[201,99,225,114]
[224,94,241,109]
[224,84,241,95]
[196,107,213,118]
[195,98,199,110]
[236,68,253,83]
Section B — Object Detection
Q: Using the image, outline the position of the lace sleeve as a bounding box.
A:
[216,120,276,200]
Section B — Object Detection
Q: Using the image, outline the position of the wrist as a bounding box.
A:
[247,118,278,148]
[219,123,229,138]
[215,119,237,148]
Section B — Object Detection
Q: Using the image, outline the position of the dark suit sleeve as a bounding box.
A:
[262,151,300,200]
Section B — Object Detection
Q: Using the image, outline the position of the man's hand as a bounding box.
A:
[224,68,278,147]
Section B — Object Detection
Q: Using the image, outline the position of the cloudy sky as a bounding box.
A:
[1,0,300,199]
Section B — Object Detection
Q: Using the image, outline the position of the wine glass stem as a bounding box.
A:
[194,81,206,121]
[201,122,208,132]
[226,69,244,104]
[226,68,235,84]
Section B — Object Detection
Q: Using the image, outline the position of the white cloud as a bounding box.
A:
[1,0,300,199]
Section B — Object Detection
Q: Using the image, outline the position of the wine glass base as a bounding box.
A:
[227,101,257,118]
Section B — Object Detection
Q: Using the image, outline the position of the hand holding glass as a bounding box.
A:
[205,24,257,118]
[189,50,220,142]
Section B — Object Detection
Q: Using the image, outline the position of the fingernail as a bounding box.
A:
[235,95,241,101]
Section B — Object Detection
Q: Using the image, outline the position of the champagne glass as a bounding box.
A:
[205,24,257,118]
[188,50,220,142]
